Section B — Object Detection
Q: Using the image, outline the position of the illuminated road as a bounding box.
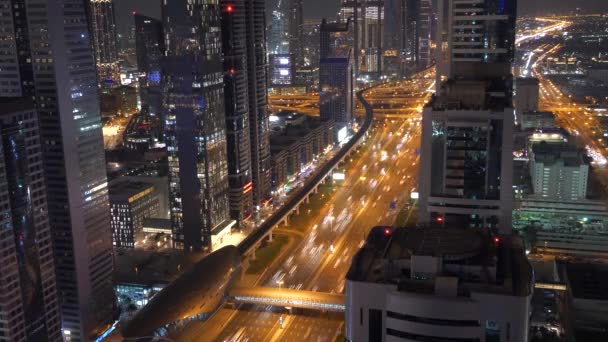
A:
[516,17,571,45]
[170,74,432,341]
[532,44,607,166]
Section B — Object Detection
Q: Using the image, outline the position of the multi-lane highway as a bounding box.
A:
[170,74,432,341]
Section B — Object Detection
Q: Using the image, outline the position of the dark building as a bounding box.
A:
[289,0,304,69]
[320,19,354,142]
[134,14,164,120]
[419,0,518,233]
[245,0,273,208]
[163,0,232,251]
[88,0,120,85]
[220,0,254,223]
[0,1,116,339]
[0,99,62,341]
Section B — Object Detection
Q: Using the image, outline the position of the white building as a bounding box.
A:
[530,143,589,201]
[345,227,533,342]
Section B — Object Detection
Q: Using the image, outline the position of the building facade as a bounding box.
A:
[88,0,120,85]
[0,0,116,339]
[346,226,533,342]
[0,100,62,341]
[515,77,540,119]
[530,143,589,201]
[163,0,232,251]
[134,14,164,120]
[221,0,254,223]
[109,180,160,248]
[419,0,518,234]
[320,19,354,142]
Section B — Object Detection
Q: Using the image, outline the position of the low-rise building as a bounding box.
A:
[520,111,556,130]
[515,77,539,118]
[110,179,160,248]
[270,116,333,190]
[345,226,533,342]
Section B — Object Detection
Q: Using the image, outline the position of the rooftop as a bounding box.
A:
[531,141,587,167]
[346,226,533,297]
[428,79,513,111]
[109,179,155,201]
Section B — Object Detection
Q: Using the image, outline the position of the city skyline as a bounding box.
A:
[1,0,608,340]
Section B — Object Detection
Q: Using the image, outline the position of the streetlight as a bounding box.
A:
[277,280,284,288]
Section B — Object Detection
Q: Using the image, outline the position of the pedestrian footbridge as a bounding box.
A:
[228,287,345,312]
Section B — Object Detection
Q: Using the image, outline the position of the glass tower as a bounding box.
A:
[88,0,120,85]
[163,0,231,251]
[0,0,116,340]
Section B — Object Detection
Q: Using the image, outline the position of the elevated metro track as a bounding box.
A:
[237,84,377,256]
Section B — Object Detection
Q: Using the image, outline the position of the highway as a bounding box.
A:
[171,74,432,341]
[531,43,608,168]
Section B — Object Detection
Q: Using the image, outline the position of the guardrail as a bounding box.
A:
[237,85,377,256]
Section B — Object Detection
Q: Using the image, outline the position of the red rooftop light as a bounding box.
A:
[436,216,443,222]
[226,5,233,12]
[384,228,391,235]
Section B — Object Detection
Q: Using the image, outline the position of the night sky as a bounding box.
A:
[114,0,608,36]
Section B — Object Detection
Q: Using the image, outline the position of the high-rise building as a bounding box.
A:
[419,0,518,234]
[437,0,518,81]
[289,0,304,68]
[134,15,164,119]
[0,99,62,341]
[245,0,273,208]
[163,0,233,251]
[269,0,289,55]
[0,0,116,339]
[220,0,254,223]
[345,226,533,341]
[339,0,384,77]
[320,19,354,142]
[88,0,120,85]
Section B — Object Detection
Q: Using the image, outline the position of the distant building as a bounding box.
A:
[0,99,61,341]
[587,65,608,85]
[515,77,540,119]
[289,0,304,69]
[270,54,296,86]
[320,19,354,142]
[270,117,334,190]
[134,14,164,120]
[530,142,589,201]
[88,0,120,85]
[269,110,307,129]
[345,226,533,342]
[109,180,160,248]
[521,111,556,130]
[514,198,608,231]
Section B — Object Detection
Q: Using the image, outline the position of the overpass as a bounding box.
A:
[237,84,377,258]
[228,287,345,312]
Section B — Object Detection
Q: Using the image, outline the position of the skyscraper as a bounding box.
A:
[0,0,116,340]
[0,99,62,341]
[320,19,354,142]
[135,14,164,118]
[289,0,304,68]
[418,0,518,234]
[246,0,273,208]
[163,0,233,251]
[88,0,120,85]
[221,0,254,223]
[269,0,289,55]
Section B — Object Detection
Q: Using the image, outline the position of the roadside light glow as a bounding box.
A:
[410,191,419,199]
[332,172,345,180]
